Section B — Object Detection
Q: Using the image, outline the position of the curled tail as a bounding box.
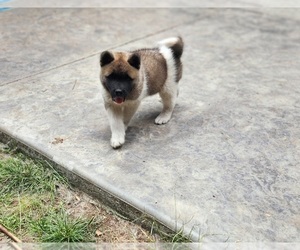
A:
[157,36,184,59]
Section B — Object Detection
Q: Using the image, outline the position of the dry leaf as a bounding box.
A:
[95,230,103,237]
[51,137,64,144]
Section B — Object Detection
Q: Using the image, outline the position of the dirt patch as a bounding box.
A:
[0,142,161,243]
[56,184,159,243]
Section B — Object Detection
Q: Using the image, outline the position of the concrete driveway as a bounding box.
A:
[0,7,299,242]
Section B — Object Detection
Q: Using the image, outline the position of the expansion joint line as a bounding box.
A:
[1,15,202,86]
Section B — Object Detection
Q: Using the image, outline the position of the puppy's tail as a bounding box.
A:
[157,36,184,59]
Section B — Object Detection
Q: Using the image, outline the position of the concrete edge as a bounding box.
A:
[0,129,184,241]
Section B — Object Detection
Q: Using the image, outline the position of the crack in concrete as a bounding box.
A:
[0,14,202,87]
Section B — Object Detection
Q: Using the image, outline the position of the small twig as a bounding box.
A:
[0,224,22,243]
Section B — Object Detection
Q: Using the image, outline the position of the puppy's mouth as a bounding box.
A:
[110,88,127,104]
[113,96,125,104]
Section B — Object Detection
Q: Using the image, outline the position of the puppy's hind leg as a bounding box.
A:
[156,37,183,125]
[155,83,178,125]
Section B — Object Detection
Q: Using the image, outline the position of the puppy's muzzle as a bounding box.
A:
[115,89,124,97]
[112,89,126,104]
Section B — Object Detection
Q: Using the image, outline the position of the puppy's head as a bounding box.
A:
[100,51,140,104]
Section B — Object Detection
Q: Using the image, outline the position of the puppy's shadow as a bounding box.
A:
[125,103,192,145]
[125,110,159,143]
[134,110,160,124]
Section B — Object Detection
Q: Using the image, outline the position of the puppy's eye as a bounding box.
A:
[106,73,133,81]
[105,74,116,80]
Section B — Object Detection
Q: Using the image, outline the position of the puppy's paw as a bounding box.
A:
[110,134,125,149]
[155,112,172,125]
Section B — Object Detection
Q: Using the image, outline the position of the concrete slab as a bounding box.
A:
[1,8,300,242]
[0,8,199,84]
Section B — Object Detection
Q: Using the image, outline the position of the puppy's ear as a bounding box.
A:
[100,51,114,67]
[127,53,140,70]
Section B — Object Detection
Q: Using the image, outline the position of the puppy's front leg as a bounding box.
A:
[106,105,125,149]
[123,101,140,128]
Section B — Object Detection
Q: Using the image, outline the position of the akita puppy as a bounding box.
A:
[99,37,184,148]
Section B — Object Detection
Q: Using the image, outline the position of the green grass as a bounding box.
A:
[0,155,66,195]
[31,209,94,242]
[0,150,96,242]
[134,214,192,243]
[0,146,192,243]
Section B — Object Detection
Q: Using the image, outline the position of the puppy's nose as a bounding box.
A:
[115,89,123,96]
